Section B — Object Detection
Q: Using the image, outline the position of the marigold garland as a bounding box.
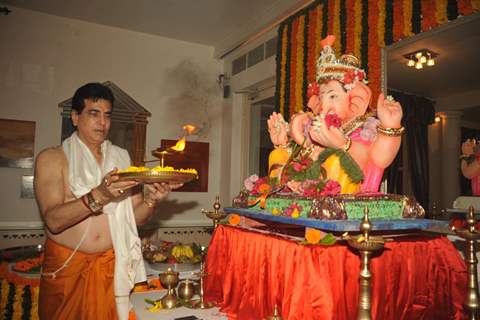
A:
[393,0,405,41]
[436,0,449,24]
[275,0,480,118]
[0,262,40,320]
[295,15,305,113]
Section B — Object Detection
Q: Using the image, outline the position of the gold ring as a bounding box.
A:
[119,189,125,194]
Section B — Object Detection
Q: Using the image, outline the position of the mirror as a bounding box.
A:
[385,13,480,211]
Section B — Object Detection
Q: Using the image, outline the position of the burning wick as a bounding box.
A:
[154,124,197,167]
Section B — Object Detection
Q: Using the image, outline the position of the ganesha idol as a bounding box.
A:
[266,35,404,196]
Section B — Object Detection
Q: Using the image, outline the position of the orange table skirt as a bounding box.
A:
[204,225,468,320]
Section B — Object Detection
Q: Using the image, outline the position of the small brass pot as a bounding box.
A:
[178,279,195,300]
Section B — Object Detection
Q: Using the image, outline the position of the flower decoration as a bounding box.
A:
[307,81,319,98]
[359,117,379,142]
[284,202,303,218]
[305,227,324,244]
[320,180,341,196]
[228,214,241,226]
[324,113,342,128]
[244,174,259,191]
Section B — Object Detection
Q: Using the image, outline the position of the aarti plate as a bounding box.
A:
[115,171,197,184]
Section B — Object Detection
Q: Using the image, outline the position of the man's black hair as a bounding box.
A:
[71,82,114,114]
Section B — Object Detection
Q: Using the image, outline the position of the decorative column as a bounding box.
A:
[441,110,463,209]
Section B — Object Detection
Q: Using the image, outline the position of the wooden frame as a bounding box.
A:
[160,140,209,192]
[0,118,35,168]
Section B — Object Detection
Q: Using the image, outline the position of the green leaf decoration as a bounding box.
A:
[319,233,337,245]
[317,148,364,183]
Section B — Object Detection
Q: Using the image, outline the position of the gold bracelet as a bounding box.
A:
[144,199,156,208]
[377,125,405,137]
[342,137,352,152]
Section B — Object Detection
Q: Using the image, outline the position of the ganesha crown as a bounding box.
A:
[315,38,367,89]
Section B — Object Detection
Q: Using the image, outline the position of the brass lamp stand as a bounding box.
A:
[202,196,227,228]
[453,206,480,319]
[186,246,215,309]
[345,207,385,320]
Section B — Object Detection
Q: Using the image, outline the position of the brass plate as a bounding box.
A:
[115,170,197,184]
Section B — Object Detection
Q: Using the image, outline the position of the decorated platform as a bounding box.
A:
[224,207,449,232]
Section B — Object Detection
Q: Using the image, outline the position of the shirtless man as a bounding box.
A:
[34,82,181,319]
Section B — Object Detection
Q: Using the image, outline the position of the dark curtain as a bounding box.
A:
[385,90,435,211]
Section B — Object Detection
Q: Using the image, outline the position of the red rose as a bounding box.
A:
[324,113,342,128]
[320,180,341,196]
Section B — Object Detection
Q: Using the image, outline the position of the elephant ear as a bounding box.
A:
[348,81,372,117]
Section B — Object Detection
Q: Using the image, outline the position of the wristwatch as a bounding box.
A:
[85,191,103,214]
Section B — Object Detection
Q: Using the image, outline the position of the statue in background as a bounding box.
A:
[461,138,480,195]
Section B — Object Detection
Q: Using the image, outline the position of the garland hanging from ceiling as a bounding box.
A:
[275,0,480,120]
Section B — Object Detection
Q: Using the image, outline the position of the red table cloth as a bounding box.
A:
[204,225,468,320]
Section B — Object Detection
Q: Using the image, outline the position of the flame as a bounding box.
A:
[183,124,197,135]
[170,137,186,152]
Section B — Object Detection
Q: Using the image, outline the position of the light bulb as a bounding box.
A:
[415,61,423,69]
[420,55,427,64]
[407,59,415,67]
[427,58,435,66]
[434,116,441,123]
[415,52,422,58]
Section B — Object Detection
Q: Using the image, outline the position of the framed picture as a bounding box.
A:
[0,118,36,168]
[160,140,209,192]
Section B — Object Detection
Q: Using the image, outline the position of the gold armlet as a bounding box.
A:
[377,125,405,137]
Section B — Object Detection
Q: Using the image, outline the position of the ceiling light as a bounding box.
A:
[434,115,441,123]
[403,49,438,70]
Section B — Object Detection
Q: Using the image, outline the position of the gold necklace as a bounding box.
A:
[341,112,374,136]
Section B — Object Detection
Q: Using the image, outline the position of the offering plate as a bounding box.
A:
[115,170,197,184]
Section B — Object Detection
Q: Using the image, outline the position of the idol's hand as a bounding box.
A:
[267,112,289,147]
[377,93,403,128]
[309,117,347,149]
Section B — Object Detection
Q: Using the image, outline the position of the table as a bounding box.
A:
[131,290,227,320]
[204,225,468,320]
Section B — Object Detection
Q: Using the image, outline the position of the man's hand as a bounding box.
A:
[144,182,183,206]
[94,168,139,204]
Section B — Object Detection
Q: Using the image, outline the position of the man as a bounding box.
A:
[34,82,182,319]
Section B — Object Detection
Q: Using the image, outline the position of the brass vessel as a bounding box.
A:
[159,267,180,309]
[178,279,196,301]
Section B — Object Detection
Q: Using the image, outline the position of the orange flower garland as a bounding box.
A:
[436,0,449,25]
[279,27,288,116]
[289,19,298,117]
[295,15,305,113]
[275,0,480,118]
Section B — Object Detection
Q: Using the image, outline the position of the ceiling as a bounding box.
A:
[3,1,479,100]
[2,0,306,56]
[387,13,480,100]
